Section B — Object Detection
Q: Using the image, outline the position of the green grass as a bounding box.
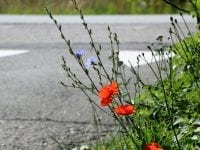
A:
[0,0,190,14]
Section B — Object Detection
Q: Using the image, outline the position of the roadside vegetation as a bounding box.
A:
[0,0,191,14]
[90,29,200,150]
[45,0,200,149]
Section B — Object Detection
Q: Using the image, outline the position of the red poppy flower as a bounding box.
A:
[114,105,136,116]
[98,82,118,106]
[144,142,163,150]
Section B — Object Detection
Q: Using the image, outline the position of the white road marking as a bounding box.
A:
[0,50,28,58]
[119,50,172,67]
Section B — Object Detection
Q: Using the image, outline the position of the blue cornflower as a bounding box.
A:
[85,56,97,68]
[75,49,85,59]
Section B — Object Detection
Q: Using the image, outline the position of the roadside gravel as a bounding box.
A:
[0,119,116,150]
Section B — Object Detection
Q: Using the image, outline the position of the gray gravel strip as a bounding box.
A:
[0,119,117,150]
[0,14,196,24]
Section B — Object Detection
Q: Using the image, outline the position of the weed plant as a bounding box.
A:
[46,0,200,149]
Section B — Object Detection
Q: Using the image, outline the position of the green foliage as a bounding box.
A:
[0,0,190,14]
[134,31,200,149]
[89,18,200,150]
[91,33,200,150]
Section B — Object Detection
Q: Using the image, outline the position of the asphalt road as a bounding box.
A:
[0,15,196,149]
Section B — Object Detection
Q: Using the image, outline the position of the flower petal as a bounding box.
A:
[85,56,97,68]
[114,105,136,116]
[98,81,119,106]
[75,49,85,58]
[144,142,163,150]
[101,97,113,106]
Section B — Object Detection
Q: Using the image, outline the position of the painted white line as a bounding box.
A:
[0,50,28,58]
[119,50,172,67]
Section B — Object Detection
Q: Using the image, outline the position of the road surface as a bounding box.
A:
[0,15,196,149]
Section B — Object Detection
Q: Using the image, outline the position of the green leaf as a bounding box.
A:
[173,117,184,126]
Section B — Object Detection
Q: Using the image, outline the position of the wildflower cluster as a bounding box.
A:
[46,0,200,149]
[74,49,97,69]
[98,81,136,115]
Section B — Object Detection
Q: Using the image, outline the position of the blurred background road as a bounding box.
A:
[0,14,196,149]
